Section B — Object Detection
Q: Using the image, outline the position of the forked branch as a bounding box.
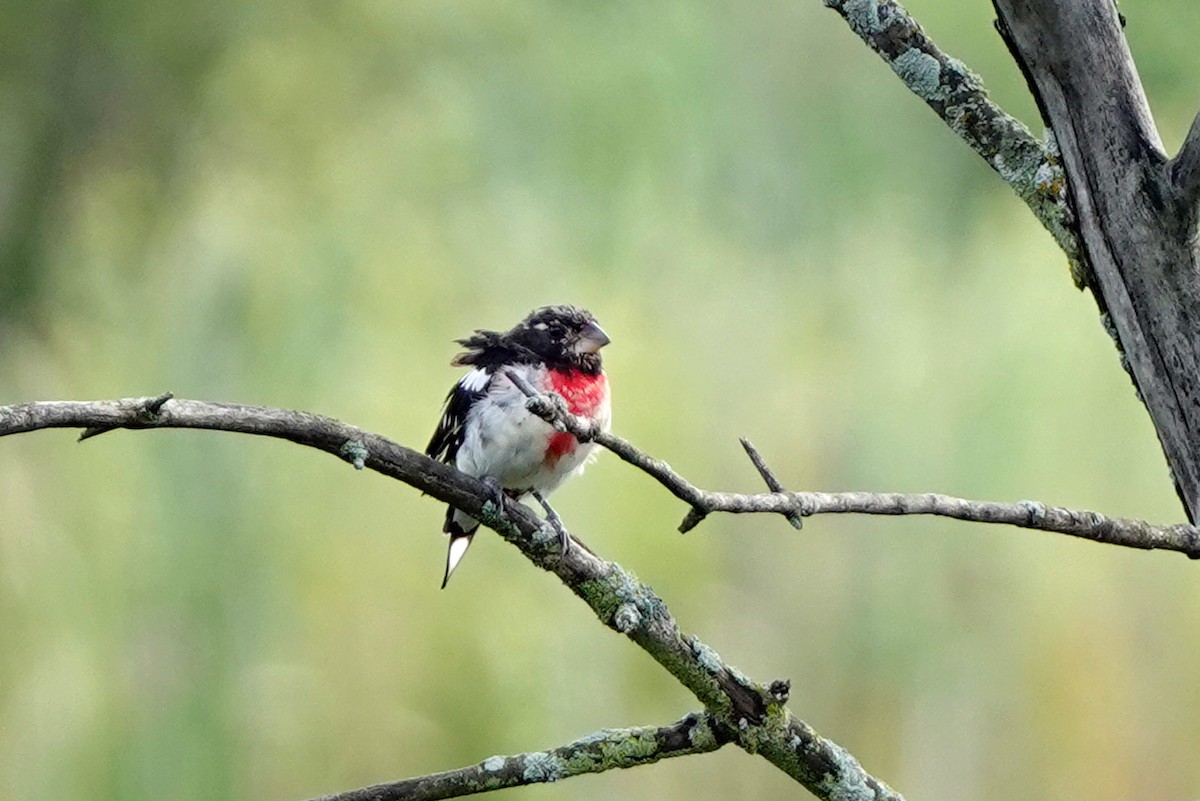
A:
[0,395,903,801]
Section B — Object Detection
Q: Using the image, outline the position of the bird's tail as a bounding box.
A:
[441,506,479,588]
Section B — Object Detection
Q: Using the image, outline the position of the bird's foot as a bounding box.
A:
[481,476,508,516]
[530,490,572,556]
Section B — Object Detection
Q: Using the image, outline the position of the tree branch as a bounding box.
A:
[1170,107,1200,207]
[308,712,730,801]
[0,395,903,801]
[990,0,1200,525]
[503,372,1200,558]
[821,0,1084,281]
[823,0,1200,539]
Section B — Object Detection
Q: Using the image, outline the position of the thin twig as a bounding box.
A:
[308,712,731,801]
[740,438,803,529]
[0,395,903,801]
[502,375,1200,558]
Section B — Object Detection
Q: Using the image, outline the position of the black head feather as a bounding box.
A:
[452,305,609,374]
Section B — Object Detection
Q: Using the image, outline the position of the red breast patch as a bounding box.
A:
[543,369,608,464]
[547,369,608,417]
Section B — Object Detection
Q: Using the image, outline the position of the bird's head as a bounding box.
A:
[452,305,610,373]
[508,305,610,372]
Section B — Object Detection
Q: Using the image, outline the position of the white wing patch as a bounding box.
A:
[460,367,491,393]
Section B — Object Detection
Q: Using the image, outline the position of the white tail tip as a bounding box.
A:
[441,534,474,588]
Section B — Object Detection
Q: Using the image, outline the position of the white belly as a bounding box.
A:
[455,364,610,495]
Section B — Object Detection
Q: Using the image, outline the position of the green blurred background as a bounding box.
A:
[2,1,1198,799]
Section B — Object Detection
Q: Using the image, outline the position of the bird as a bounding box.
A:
[426,305,612,587]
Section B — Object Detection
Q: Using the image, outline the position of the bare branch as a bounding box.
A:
[1170,107,1200,206]
[0,395,903,800]
[308,712,730,801]
[504,378,1200,558]
[821,0,1082,277]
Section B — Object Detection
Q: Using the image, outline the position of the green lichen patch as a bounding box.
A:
[891,49,943,102]
[836,0,882,33]
[598,729,660,764]
[613,602,642,633]
[560,728,664,776]
[811,740,878,801]
[690,636,724,674]
[576,562,663,630]
[476,501,507,529]
[530,522,556,547]
[520,752,565,783]
[338,439,369,470]
[685,718,719,750]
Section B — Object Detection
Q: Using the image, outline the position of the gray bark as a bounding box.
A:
[993,0,1200,521]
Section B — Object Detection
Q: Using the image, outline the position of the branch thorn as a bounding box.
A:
[145,391,174,414]
[679,507,708,534]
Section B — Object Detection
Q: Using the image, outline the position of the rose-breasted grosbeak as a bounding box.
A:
[426,305,612,587]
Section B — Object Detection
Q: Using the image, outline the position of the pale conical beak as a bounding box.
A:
[575,320,611,354]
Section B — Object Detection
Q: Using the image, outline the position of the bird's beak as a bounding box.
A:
[575,320,611,354]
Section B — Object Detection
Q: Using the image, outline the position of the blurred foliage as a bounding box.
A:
[2,1,1199,800]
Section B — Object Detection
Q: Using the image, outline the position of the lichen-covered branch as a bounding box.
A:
[504,371,1200,558]
[308,712,730,801]
[823,0,1200,531]
[821,0,1083,279]
[0,395,903,801]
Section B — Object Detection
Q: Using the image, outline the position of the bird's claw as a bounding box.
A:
[551,515,572,556]
[481,476,507,515]
[531,490,572,556]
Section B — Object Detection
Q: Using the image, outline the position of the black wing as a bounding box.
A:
[426,368,491,464]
